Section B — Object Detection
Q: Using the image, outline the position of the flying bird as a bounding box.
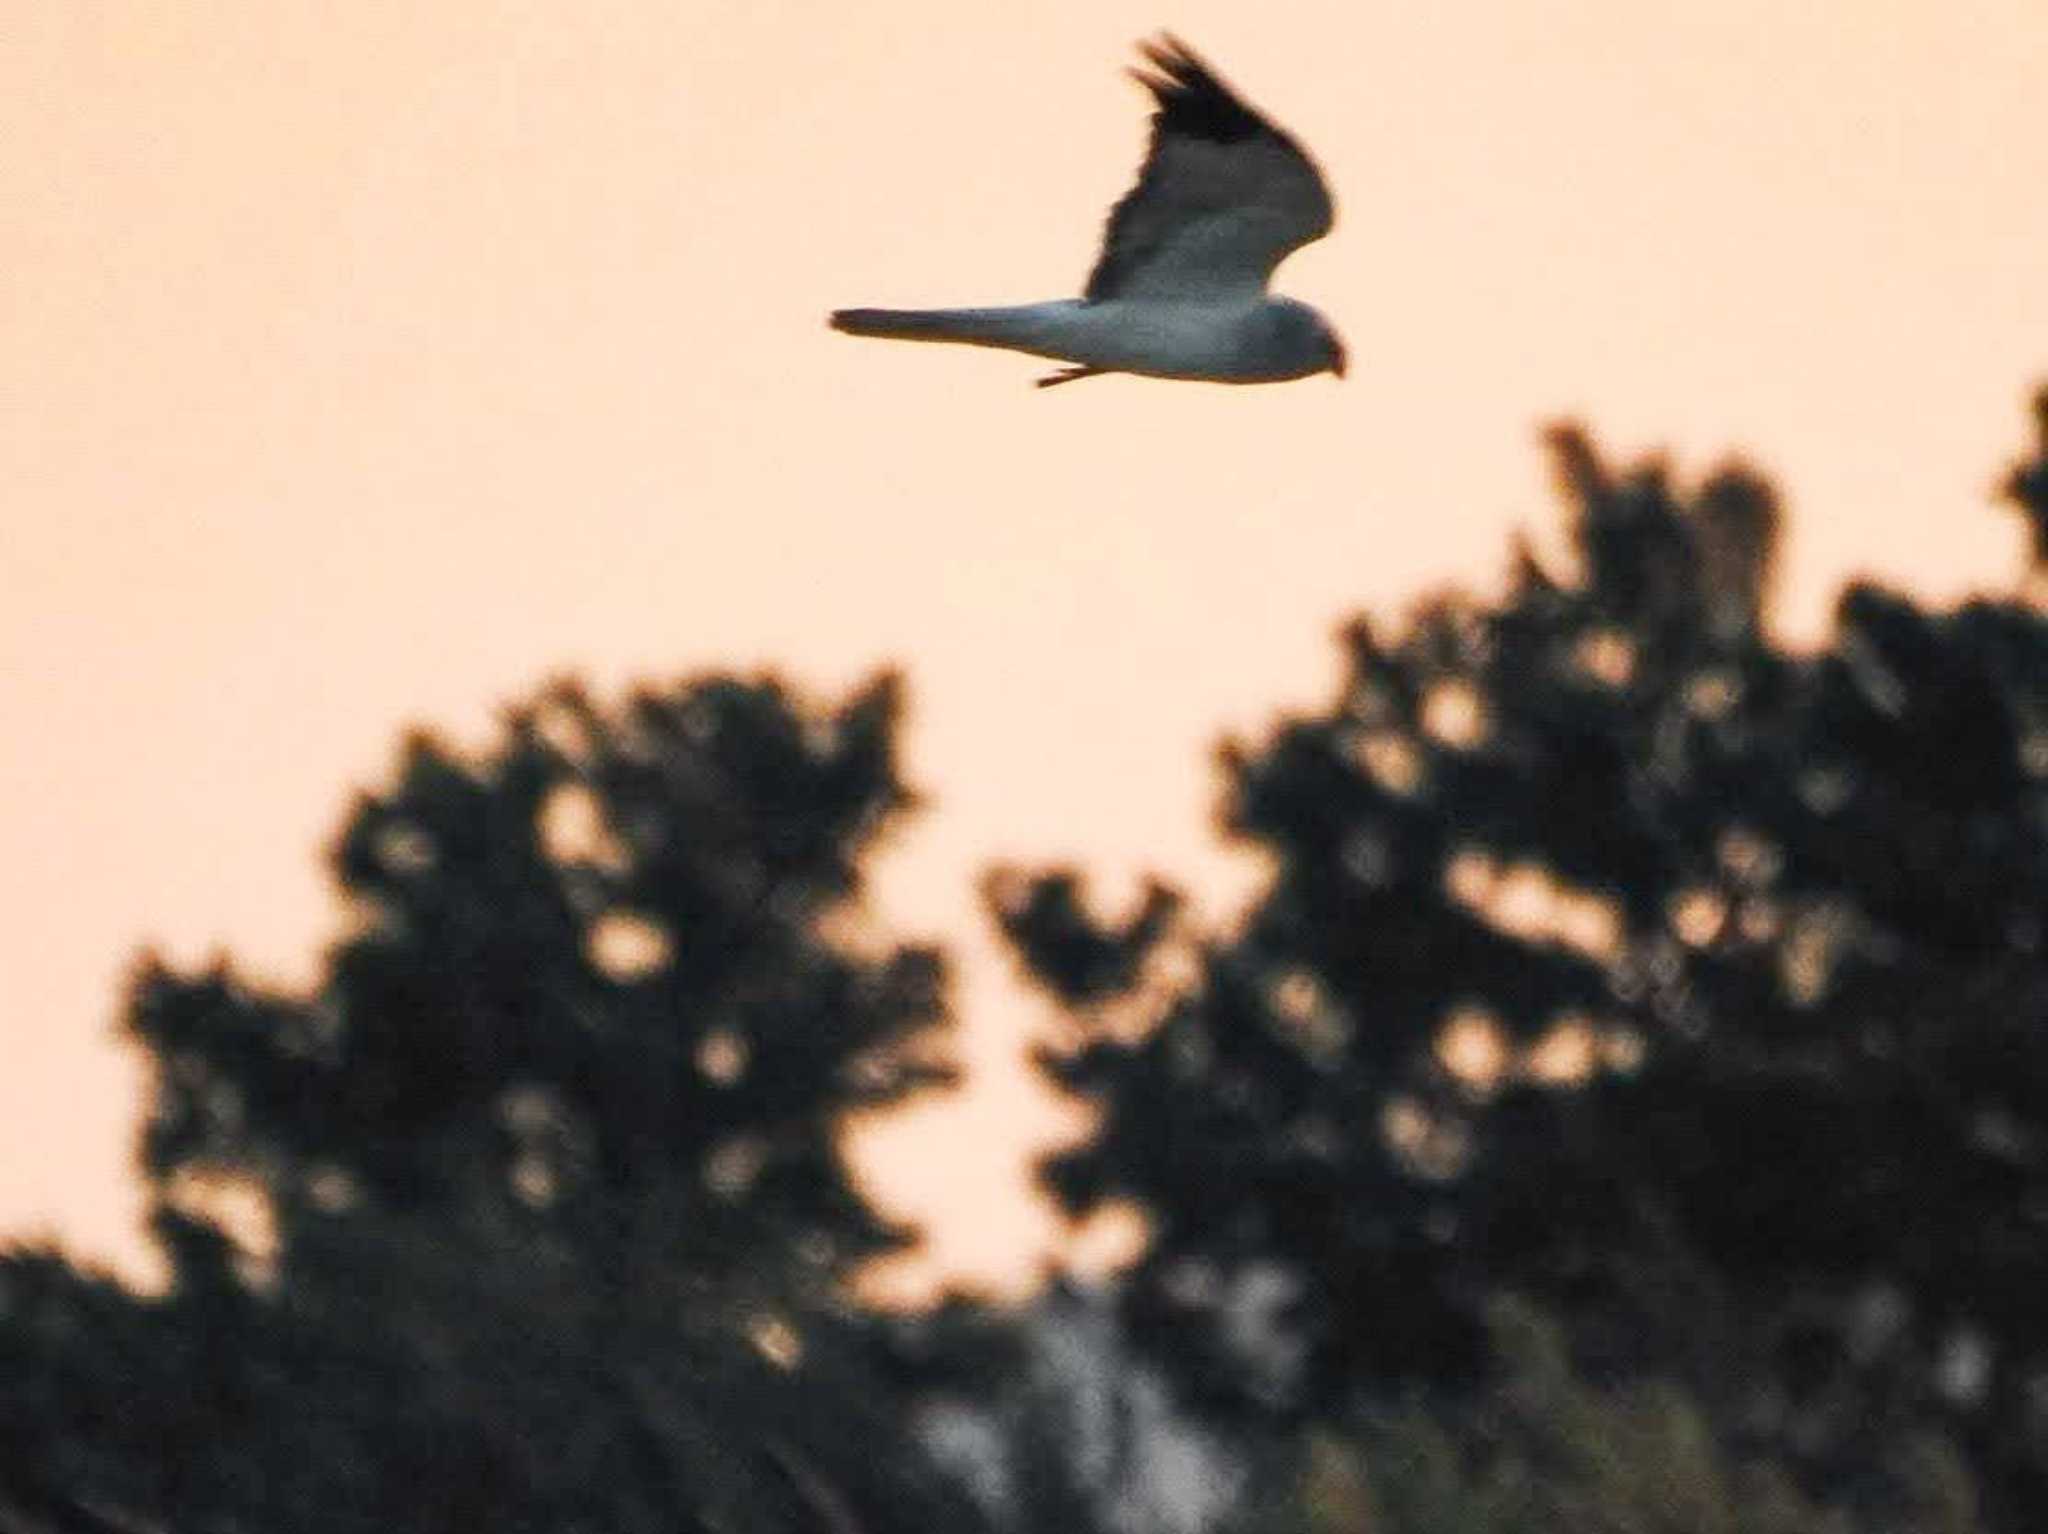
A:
[830,36,1344,388]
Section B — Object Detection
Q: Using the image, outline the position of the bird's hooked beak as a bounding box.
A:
[1328,335,1347,379]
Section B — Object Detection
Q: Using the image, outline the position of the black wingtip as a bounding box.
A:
[1136,32,1202,76]
[1125,34,1265,143]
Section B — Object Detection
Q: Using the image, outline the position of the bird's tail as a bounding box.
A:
[827,303,1078,352]
[830,307,978,340]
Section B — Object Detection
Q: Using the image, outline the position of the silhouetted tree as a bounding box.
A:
[132,670,950,1291]
[1012,400,2048,1524]
[1260,1301,1981,1534]
[4,1203,983,1534]
[2004,383,2048,573]
[3,670,973,1533]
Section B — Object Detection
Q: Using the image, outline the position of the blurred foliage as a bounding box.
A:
[888,1278,1253,1534]
[1015,397,2048,1523]
[2004,384,2048,572]
[131,669,950,1288]
[3,670,968,1534]
[1,1203,981,1534]
[1257,1299,1979,1534]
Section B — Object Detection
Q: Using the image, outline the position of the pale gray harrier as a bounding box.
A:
[830,36,1343,388]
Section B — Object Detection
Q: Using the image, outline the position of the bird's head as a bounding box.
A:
[1274,300,1345,379]
[1321,323,1347,379]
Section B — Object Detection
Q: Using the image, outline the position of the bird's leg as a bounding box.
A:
[1035,366,1108,388]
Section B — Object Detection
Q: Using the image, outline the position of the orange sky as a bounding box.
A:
[5,1,2044,1299]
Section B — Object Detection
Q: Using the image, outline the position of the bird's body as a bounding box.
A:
[830,37,1344,388]
[830,296,1336,384]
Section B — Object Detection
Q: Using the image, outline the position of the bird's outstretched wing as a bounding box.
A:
[1084,36,1334,302]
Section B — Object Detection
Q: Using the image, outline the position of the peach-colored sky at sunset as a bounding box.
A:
[5,2,2044,1300]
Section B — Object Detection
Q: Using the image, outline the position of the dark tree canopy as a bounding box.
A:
[131,669,952,1290]
[1015,408,2048,1517]
[1,1206,982,1534]
[4,670,971,1534]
